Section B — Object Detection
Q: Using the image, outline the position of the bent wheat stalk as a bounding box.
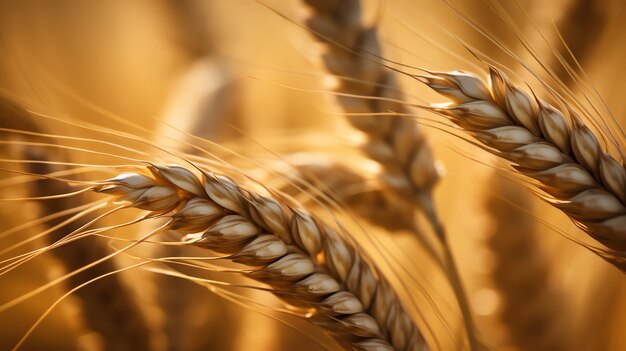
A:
[424,67,626,264]
[95,164,428,351]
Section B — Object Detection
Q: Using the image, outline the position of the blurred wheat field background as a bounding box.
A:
[0,0,624,350]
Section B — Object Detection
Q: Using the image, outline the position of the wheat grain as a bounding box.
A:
[424,67,626,259]
[95,163,428,351]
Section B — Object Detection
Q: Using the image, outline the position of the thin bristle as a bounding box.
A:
[0,98,156,350]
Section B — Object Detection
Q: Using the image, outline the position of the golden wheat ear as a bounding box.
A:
[94,163,429,350]
[301,0,441,233]
[423,67,625,269]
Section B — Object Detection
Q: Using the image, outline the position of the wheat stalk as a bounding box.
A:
[95,163,428,351]
[155,55,246,350]
[552,0,606,86]
[424,68,626,265]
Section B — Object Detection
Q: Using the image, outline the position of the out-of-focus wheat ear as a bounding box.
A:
[154,47,247,349]
[424,68,626,270]
[159,58,240,148]
[301,0,442,234]
[0,98,158,351]
[484,174,571,351]
[27,155,160,351]
[95,164,430,351]
[263,153,416,231]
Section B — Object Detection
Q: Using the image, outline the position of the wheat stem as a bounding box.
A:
[302,1,479,348]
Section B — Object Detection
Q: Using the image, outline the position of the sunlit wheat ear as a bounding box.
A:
[96,164,429,351]
[301,0,442,234]
[485,174,570,351]
[0,98,156,350]
[424,67,626,265]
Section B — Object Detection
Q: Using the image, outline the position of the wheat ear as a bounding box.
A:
[424,68,626,262]
[485,175,570,351]
[0,98,156,350]
[302,0,441,233]
[95,164,428,351]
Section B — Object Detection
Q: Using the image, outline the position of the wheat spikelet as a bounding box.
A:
[485,175,570,351]
[94,163,428,351]
[0,98,157,350]
[302,0,442,232]
[424,68,626,261]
